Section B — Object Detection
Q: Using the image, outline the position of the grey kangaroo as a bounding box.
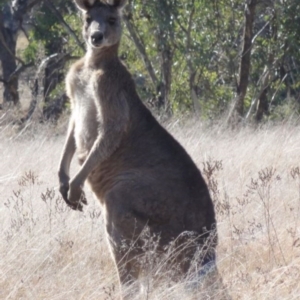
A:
[58,0,218,295]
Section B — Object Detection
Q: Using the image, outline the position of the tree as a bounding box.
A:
[246,0,300,122]
[0,0,82,119]
[1,0,300,122]
[124,0,180,116]
[0,0,32,105]
[227,0,257,123]
[26,0,83,120]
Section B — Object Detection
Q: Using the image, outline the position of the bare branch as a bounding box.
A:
[27,0,44,11]
[123,14,158,86]
[0,30,25,65]
[252,21,270,44]
[269,73,288,108]
[22,52,78,123]
[45,0,85,51]
[176,19,188,35]
[245,67,270,119]
[0,62,33,86]
[9,62,34,81]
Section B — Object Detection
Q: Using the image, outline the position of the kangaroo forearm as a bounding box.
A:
[71,130,122,185]
[59,137,76,176]
[58,122,76,177]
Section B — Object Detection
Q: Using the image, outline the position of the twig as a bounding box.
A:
[45,0,85,51]
[26,0,44,11]
[123,15,158,87]
[22,52,77,123]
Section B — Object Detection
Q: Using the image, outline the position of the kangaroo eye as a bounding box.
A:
[108,18,116,25]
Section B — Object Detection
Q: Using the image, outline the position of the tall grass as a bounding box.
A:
[1,120,300,299]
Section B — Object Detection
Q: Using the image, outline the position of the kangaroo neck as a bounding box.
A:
[85,43,119,69]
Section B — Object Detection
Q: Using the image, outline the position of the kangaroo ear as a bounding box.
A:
[74,0,96,12]
[112,0,127,9]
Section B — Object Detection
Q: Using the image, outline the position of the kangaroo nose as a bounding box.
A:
[91,32,104,46]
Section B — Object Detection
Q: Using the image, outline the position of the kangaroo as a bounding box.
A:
[58,0,218,296]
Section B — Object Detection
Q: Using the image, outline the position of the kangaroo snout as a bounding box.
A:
[91,31,104,47]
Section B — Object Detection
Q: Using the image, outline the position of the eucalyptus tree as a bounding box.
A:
[0,0,37,105]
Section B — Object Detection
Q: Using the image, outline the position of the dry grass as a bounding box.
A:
[1,119,300,299]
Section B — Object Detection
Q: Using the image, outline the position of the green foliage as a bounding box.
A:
[22,36,41,63]
[123,0,299,120]
[23,1,83,59]
[13,0,300,121]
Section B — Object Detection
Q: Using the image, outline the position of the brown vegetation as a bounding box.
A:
[1,121,300,299]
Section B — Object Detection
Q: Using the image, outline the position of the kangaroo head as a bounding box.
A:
[74,0,127,50]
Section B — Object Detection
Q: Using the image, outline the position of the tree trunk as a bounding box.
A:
[43,53,68,120]
[0,5,19,105]
[0,0,41,106]
[42,37,65,119]
[159,43,173,115]
[230,0,257,121]
[184,2,200,116]
[189,70,201,116]
[255,86,269,121]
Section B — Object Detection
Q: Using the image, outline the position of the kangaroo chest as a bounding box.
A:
[71,71,103,158]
